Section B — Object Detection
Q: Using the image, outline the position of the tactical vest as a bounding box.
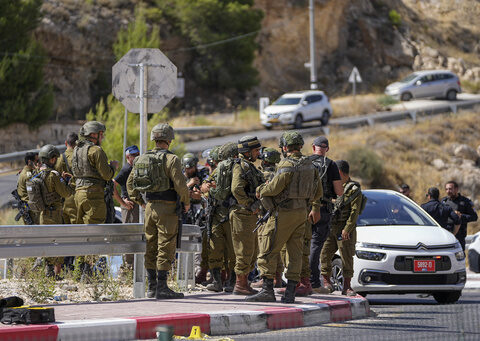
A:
[332,180,366,223]
[239,158,265,199]
[72,140,105,188]
[310,155,334,200]
[131,149,171,193]
[26,170,62,211]
[274,156,318,209]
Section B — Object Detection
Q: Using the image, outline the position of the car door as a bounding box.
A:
[413,75,434,98]
[302,95,316,121]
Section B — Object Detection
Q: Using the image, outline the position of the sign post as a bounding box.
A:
[348,66,362,98]
[112,48,177,298]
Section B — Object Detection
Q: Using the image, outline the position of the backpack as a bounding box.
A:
[131,150,170,192]
[1,307,55,325]
[210,159,237,202]
[26,171,49,211]
[310,155,333,200]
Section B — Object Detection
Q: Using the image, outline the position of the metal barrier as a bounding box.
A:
[0,222,202,298]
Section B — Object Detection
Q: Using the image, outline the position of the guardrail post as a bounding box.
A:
[366,118,374,126]
[133,254,145,298]
[408,111,417,123]
[450,105,457,114]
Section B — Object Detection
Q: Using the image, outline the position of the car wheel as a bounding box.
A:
[433,291,462,304]
[330,257,344,292]
[320,110,330,126]
[263,125,273,130]
[446,89,457,101]
[293,114,303,129]
[401,92,412,101]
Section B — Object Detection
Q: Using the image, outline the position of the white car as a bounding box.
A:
[467,232,480,273]
[330,190,466,304]
[260,90,332,130]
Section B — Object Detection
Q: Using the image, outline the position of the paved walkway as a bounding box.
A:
[0,291,369,340]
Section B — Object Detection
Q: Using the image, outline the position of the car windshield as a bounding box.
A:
[398,73,419,83]
[357,191,438,227]
[272,96,302,105]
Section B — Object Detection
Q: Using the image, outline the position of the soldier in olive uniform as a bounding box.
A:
[247,132,322,303]
[16,152,40,224]
[127,123,190,299]
[55,132,78,224]
[72,121,118,224]
[38,145,75,278]
[205,143,238,292]
[230,136,265,295]
[320,160,362,296]
[252,147,284,289]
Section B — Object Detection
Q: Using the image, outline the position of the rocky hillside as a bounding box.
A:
[34,0,480,120]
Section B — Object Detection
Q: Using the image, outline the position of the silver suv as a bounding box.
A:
[385,70,461,101]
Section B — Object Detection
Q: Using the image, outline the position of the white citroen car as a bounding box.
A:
[330,190,466,304]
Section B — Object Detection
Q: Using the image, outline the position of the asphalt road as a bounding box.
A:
[225,290,480,341]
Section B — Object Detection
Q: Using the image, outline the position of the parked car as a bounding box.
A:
[260,90,332,130]
[468,232,480,273]
[384,70,461,101]
[329,190,466,304]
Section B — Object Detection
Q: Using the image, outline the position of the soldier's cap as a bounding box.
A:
[125,145,139,156]
[427,187,440,199]
[313,136,329,147]
[238,136,261,153]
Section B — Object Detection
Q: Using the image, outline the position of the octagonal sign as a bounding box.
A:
[112,48,177,113]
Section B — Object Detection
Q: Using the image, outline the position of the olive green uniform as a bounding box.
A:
[55,149,77,224]
[40,167,75,265]
[320,179,362,278]
[230,156,264,275]
[127,148,189,271]
[17,165,40,224]
[207,168,235,271]
[72,140,115,224]
[256,152,322,282]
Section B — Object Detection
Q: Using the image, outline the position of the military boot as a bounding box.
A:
[206,268,223,292]
[321,274,334,293]
[233,274,258,295]
[341,277,357,296]
[274,272,284,288]
[195,267,208,285]
[295,277,313,296]
[224,271,236,293]
[156,270,184,299]
[146,269,157,298]
[245,278,276,302]
[251,278,264,288]
[281,280,298,304]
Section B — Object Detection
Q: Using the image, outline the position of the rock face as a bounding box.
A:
[32,0,480,120]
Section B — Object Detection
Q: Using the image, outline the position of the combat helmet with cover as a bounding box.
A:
[279,131,304,148]
[260,147,281,165]
[182,153,198,169]
[237,136,261,154]
[38,144,60,164]
[151,123,175,141]
[79,121,106,137]
[218,142,238,161]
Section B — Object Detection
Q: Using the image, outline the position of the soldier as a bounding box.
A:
[205,143,238,292]
[247,132,322,303]
[230,136,264,295]
[442,181,478,251]
[127,123,190,299]
[54,132,78,271]
[36,145,75,278]
[308,136,343,291]
[252,147,284,289]
[16,152,40,224]
[320,160,362,296]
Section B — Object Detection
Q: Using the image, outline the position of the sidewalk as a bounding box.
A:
[0,291,370,340]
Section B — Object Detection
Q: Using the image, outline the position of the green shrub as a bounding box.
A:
[377,95,399,108]
[461,80,480,94]
[388,9,402,27]
[346,147,384,186]
[20,266,56,303]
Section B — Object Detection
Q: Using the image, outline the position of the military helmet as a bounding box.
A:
[260,147,281,164]
[39,144,60,163]
[204,146,220,166]
[237,136,261,154]
[218,142,238,161]
[210,146,221,163]
[279,131,304,147]
[151,123,175,141]
[80,121,106,137]
[182,152,198,168]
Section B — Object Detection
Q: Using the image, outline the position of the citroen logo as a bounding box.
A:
[416,243,428,250]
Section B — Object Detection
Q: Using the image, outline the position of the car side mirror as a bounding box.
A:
[302,101,308,106]
[416,80,422,86]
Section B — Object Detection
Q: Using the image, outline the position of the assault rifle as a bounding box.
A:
[253,209,271,233]
[205,196,217,242]
[176,197,184,249]
[11,190,34,225]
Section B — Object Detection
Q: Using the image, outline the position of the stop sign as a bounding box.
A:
[112,48,177,113]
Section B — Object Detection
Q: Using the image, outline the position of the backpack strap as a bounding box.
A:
[62,153,72,174]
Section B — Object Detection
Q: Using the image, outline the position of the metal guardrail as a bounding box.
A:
[0,144,67,163]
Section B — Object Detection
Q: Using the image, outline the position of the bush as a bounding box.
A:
[346,147,384,186]
[388,9,402,27]
[377,95,399,108]
[20,266,56,303]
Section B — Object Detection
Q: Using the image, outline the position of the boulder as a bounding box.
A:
[432,158,446,170]
[454,144,478,161]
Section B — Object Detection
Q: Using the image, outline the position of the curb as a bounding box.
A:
[0,296,369,340]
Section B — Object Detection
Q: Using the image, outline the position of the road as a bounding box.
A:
[224,290,480,340]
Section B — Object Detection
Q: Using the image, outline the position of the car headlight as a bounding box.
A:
[357,242,383,249]
[455,241,462,249]
[455,251,465,261]
[356,250,386,261]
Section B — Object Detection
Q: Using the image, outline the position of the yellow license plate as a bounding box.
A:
[268,118,279,123]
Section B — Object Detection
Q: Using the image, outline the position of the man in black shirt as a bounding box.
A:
[421,187,460,232]
[442,181,477,251]
[308,137,344,290]
[113,145,141,223]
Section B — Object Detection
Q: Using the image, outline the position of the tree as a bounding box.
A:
[0,0,53,128]
[160,0,263,92]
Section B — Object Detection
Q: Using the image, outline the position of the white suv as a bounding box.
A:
[260,90,332,130]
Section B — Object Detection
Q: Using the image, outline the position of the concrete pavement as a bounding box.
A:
[0,291,369,340]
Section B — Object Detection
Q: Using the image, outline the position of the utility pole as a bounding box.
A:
[309,0,318,90]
